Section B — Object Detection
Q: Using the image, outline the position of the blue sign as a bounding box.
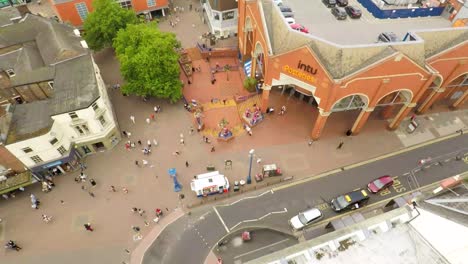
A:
[43,160,62,169]
[244,60,252,77]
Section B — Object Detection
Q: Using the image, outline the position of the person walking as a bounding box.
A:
[138,209,145,216]
[42,214,52,223]
[122,131,128,137]
[80,172,87,182]
[89,179,97,187]
[84,223,94,232]
[135,160,139,166]
[180,138,185,145]
[185,161,189,167]
[146,118,151,124]
[138,140,142,145]
[211,146,215,152]
[109,185,116,192]
[337,141,344,149]
[130,116,135,124]
[147,140,152,148]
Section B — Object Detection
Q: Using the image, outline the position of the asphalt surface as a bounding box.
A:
[143,134,468,264]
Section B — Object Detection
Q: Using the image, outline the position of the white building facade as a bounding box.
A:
[203,0,238,38]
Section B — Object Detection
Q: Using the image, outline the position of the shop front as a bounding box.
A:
[74,127,120,156]
[30,148,81,178]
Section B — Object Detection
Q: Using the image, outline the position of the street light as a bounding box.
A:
[247,149,255,184]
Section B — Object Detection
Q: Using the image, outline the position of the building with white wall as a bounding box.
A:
[203,0,238,39]
[0,13,120,178]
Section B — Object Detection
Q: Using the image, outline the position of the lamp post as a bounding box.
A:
[247,149,255,184]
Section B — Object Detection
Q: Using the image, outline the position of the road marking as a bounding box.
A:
[229,208,288,230]
[233,238,290,259]
[217,190,274,207]
[213,207,230,233]
[273,133,464,192]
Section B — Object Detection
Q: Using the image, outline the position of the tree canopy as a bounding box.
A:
[83,0,138,51]
[113,23,182,102]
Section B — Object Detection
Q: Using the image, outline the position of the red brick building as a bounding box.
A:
[238,0,468,140]
[49,0,169,27]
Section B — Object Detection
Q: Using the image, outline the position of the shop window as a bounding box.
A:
[57,145,67,155]
[69,112,78,119]
[31,155,43,164]
[147,0,155,7]
[222,11,235,20]
[92,102,99,111]
[49,137,58,145]
[98,115,107,126]
[117,0,132,9]
[213,12,220,20]
[75,2,89,21]
[22,147,33,153]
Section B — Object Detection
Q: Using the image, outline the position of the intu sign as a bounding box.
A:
[297,60,318,75]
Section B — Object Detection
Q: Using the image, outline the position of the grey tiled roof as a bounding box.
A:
[0,13,101,144]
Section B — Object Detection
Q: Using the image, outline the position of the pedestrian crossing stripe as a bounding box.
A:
[244,60,252,77]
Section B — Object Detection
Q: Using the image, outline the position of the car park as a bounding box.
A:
[330,189,369,212]
[344,5,361,18]
[290,23,309,33]
[367,175,394,193]
[322,0,337,8]
[280,6,292,12]
[289,208,322,231]
[378,32,399,42]
[336,0,348,7]
[285,17,296,24]
[331,7,347,20]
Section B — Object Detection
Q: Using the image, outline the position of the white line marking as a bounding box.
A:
[403,172,410,176]
[233,238,290,259]
[444,159,451,162]
[213,207,230,233]
[218,190,274,207]
[229,208,288,230]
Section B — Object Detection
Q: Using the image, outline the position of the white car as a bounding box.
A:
[289,208,322,230]
[285,17,295,24]
[274,0,283,6]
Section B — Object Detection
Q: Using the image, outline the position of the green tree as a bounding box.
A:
[243,77,257,93]
[113,23,182,102]
[83,0,138,51]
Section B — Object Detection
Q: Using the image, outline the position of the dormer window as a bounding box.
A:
[48,81,54,89]
[6,69,15,77]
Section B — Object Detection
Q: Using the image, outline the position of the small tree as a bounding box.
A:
[113,23,182,102]
[243,77,257,93]
[83,0,138,51]
[224,65,231,81]
[218,118,229,128]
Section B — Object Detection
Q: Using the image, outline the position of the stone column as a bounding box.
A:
[351,107,373,135]
[417,88,445,114]
[261,85,271,111]
[311,109,330,140]
[389,103,416,130]
[452,89,468,108]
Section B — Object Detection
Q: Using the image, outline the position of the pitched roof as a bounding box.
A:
[414,27,468,58]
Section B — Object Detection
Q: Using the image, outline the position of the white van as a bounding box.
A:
[289,208,322,230]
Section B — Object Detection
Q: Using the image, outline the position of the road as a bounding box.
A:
[142,134,468,264]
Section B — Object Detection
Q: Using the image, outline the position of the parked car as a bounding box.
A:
[330,189,369,212]
[322,0,337,8]
[367,175,394,193]
[336,0,348,7]
[285,17,296,24]
[378,32,399,43]
[274,0,283,6]
[282,12,295,18]
[289,208,322,231]
[331,7,347,20]
[345,5,361,18]
[280,6,292,12]
[290,23,309,33]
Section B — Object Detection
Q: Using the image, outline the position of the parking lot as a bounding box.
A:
[275,0,451,45]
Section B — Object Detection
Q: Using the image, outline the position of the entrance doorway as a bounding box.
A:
[278,85,317,106]
[81,145,92,154]
[92,142,105,151]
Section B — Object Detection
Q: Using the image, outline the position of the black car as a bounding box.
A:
[336,0,348,7]
[280,6,292,12]
[322,0,336,8]
[330,189,369,212]
[345,5,361,18]
[331,7,347,20]
[378,32,399,42]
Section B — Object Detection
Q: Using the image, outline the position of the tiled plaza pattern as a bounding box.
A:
[1,1,467,264]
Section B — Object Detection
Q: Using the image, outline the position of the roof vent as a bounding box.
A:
[5,69,15,78]
[73,29,81,37]
[80,40,88,49]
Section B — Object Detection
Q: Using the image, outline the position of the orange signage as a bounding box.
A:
[283,65,317,83]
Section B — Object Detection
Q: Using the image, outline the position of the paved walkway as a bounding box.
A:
[0,2,467,264]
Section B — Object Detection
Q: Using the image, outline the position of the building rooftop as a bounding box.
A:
[278,0,453,45]
[0,13,100,144]
[260,0,468,79]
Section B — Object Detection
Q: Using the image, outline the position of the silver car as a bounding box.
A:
[289,208,322,230]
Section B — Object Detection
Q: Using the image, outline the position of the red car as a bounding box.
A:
[367,175,394,193]
[290,24,309,34]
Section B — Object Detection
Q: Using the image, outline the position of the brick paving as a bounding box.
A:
[1,2,467,264]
